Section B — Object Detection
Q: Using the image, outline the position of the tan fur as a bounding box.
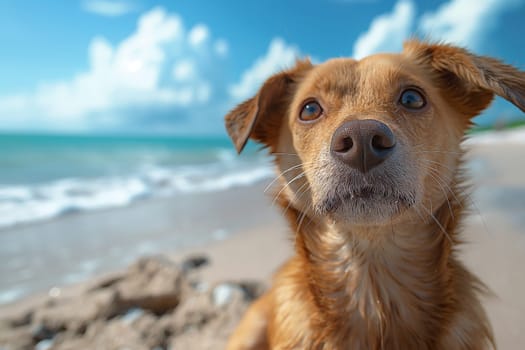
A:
[224,41,525,350]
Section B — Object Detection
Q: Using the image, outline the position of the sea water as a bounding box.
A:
[0,133,273,229]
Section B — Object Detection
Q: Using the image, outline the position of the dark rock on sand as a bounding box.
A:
[181,254,210,272]
[31,324,55,342]
[0,255,265,350]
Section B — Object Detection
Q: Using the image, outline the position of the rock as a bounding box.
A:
[237,281,267,301]
[167,281,256,349]
[171,293,216,333]
[120,308,145,324]
[212,283,245,307]
[168,302,248,350]
[193,281,210,293]
[51,312,160,350]
[3,311,32,328]
[211,280,266,308]
[87,274,124,292]
[127,311,165,349]
[181,254,209,271]
[50,320,145,350]
[114,256,191,314]
[31,324,54,342]
[35,339,53,350]
[0,255,267,350]
[32,288,119,334]
[170,328,226,350]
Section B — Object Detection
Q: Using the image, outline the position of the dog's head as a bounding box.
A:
[225,41,525,229]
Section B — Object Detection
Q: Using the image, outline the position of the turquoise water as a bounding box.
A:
[0,133,271,228]
[0,133,234,185]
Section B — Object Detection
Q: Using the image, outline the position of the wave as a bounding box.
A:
[0,160,274,230]
[465,127,525,145]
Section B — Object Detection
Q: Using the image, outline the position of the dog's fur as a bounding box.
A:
[224,41,525,350]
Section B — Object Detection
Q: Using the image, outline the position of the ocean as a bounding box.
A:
[0,133,273,230]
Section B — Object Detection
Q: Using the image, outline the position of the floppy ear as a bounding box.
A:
[403,40,525,118]
[225,59,313,153]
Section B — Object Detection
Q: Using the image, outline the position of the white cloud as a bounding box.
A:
[173,60,196,82]
[352,0,415,59]
[419,0,522,50]
[352,0,521,61]
[188,24,210,48]
[82,0,136,17]
[229,38,300,101]
[0,7,229,133]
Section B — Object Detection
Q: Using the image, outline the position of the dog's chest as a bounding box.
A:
[309,235,442,349]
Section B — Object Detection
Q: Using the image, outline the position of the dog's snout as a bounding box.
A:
[330,119,396,172]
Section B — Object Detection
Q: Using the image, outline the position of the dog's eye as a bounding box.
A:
[399,89,426,109]
[300,101,323,121]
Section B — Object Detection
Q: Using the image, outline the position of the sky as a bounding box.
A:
[0,0,524,135]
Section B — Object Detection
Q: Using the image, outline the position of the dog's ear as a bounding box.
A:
[403,40,525,118]
[225,59,313,153]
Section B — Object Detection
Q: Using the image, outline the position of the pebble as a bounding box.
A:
[35,339,54,350]
[212,283,237,307]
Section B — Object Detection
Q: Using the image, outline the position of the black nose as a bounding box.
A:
[330,119,396,173]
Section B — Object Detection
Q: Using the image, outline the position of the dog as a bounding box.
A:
[224,40,525,349]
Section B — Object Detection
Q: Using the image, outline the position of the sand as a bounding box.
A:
[460,144,525,349]
[1,140,525,348]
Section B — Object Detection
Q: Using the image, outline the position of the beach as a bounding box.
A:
[0,182,284,305]
[1,129,525,349]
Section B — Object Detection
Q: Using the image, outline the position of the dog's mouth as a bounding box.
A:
[316,184,416,223]
[345,186,377,199]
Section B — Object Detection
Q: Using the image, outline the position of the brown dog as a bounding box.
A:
[224,40,525,350]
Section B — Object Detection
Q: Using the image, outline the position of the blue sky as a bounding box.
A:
[0,0,524,135]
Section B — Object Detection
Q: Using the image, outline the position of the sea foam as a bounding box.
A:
[0,159,273,229]
[465,127,525,145]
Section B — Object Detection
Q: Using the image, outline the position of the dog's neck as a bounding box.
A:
[289,196,462,349]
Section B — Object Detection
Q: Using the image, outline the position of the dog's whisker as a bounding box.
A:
[420,202,453,244]
[423,166,455,219]
[413,150,464,156]
[456,187,491,236]
[264,161,316,194]
[282,181,310,215]
[431,176,465,215]
[422,163,464,207]
[422,164,490,236]
[272,172,307,207]
[412,144,464,155]
[419,158,457,173]
[264,163,305,194]
[296,210,309,237]
[295,194,317,237]
[389,217,396,245]
[271,152,300,157]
